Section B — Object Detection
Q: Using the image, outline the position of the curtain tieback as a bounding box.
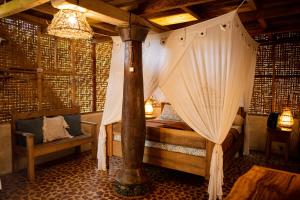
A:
[208,144,224,200]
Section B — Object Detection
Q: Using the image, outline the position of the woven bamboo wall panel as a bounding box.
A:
[274,78,300,115]
[40,35,57,71]
[250,33,300,116]
[54,38,72,72]
[274,42,300,76]
[73,40,93,113]
[250,77,273,114]
[0,73,38,122]
[42,74,72,110]
[255,45,273,76]
[0,18,38,70]
[96,40,112,111]
[0,17,112,122]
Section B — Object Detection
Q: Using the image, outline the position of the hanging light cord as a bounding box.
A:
[129,12,132,39]
[236,0,247,11]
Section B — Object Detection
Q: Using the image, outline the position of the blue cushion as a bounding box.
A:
[63,114,83,136]
[16,117,43,145]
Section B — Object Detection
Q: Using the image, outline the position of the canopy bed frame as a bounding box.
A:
[106,105,246,179]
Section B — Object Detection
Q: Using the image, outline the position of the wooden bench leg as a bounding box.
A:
[91,141,97,160]
[75,146,81,154]
[26,136,35,181]
[90,125,97,160]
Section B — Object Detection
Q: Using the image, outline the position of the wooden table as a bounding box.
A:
[265,127,291,162]
[225,165,300,200]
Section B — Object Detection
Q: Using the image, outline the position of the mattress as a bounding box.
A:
[113,125,242,157]
[113,134,206,157]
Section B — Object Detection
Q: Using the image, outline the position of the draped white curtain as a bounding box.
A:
[97,35,165,169]
[97,11,258,200]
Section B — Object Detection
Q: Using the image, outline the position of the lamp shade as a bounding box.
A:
[278,107,294,131]
[47,9,93,39]
[145,100,154,115]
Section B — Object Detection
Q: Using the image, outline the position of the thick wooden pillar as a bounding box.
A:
[113,24,149,197]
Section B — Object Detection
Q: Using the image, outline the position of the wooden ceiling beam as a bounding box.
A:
[247,22,300,36]
[51,0,167,32]
[246,0,267,30]
[257,17,267,30]
[246,0,257,10]
[181,7,201,20]
[13,11,117,36]
[13,12,50,28]
[92,22,117,33]
[107,0,147,11]
[139,0,215,16]
[106,0,142,6]
[239,3,300,23]
[33,3,118,34]
[0,0,50,18]
[33,3,58,15]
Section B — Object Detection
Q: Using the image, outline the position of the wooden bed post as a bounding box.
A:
[106,124,113,157]
[113,24,149,197]
[205,140,214,180]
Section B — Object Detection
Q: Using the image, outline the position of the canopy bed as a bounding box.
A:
[106,105,246,179]
[98,10,258,200]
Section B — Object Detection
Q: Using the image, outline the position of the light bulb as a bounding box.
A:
[68,15,77,25]
[145,101,153,115]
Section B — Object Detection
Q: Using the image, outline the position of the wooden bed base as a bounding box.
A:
[109,127,213,178]
[106,107,245,179]
[107,125,244,179]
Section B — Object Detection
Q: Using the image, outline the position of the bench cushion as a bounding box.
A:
[16,117,43,145]
[63,114,83,136]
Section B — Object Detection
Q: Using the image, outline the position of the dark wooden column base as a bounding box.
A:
[115,168,147,185]
[113,180,150,197]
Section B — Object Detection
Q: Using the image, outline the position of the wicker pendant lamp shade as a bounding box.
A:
[47,9,93,39]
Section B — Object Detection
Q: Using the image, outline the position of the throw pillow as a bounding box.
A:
[63,114,83,136]
[43,116,72,142]
[15,117,44,145]
[159,104,182,121]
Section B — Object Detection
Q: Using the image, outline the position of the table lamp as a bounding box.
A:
[278,107,294,131]
[145,99,154,118]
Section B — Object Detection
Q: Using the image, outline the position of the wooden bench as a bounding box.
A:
[11,108,98,181]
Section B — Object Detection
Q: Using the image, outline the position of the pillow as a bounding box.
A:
[16,117,43,145]
[159,104,182,121]
[43,116,72,143]
[233,114,244,126]
[63,114,83,136]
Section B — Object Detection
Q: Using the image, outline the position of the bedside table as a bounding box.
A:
[265,127,292,162]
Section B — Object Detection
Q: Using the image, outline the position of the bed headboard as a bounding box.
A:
[161,102,246,119]
[238,107,246,119]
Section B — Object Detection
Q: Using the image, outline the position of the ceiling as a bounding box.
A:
[1,0,300,38]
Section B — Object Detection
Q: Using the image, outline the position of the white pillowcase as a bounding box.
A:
[159,104,182,121]
[233,114,244,126]
[43,116,73,143]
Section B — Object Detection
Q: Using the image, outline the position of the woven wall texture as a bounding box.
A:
[0,17,112,122]
[250,33,300,116]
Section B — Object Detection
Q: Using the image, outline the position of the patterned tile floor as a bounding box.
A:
[0,151,300,200]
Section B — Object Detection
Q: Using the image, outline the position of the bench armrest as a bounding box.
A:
[15,131,34,138]
[80,121,98,126]
[80,121,98,159]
